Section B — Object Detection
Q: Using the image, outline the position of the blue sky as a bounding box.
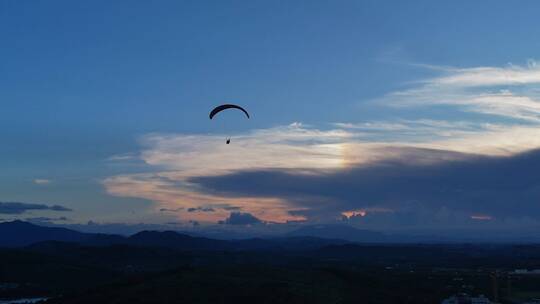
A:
[3,1,540,235]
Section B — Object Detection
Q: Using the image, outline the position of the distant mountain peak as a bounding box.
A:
[2,219,36,226]
[0,220,87,247]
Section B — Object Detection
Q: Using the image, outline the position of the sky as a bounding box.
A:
[3,0,540,236]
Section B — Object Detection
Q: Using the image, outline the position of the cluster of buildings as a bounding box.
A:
[441,293,540,304]
[0,283,19,291]
[512,269,540,275]
[441,294,492,304]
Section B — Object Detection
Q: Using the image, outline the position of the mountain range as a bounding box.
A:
[4,220,534,251]
[0,220,354,250]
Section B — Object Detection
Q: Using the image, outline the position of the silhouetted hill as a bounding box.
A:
[287,224,387,243]
[0,220,129,248]
[84,233,127,246]
[0,221,348,251]
[127,230,231,250]
[0,220,89,247]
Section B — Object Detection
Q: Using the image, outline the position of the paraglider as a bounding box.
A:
[209,104,250,120]
[209,104,250,144]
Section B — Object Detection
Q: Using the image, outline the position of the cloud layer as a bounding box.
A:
[191,147,540,227]
[0,202,72,215]
[104,61,540,231]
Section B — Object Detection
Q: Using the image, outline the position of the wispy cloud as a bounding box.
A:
[25,216,69,224]
[427,62,540,87]
[139,123,352,172]
[107,153,138,162]
[0,202,72,214]
[159,207,184,213]
[379,61,540,122]
[187,207,215,213]
[33,179,51,185]
[470,215,493,221]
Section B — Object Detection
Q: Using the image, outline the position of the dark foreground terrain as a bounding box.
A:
[1,222,540,303]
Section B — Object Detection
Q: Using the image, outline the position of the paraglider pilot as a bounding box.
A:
[209,104,250,145]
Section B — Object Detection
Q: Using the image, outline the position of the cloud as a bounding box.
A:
[49,205,72,211]
[103,61,540,230]
[165,221,183,225]
[187,207,215,213]
[25,216,69,224]
[222,212,262,225]
[33,179,51,185]
[138,123,352,173]
[378,61,540,122]
[470,215,493,221]
[341,208,393,219]
[0,202,72,214]
[189,147,540,228]
[222,206,241,211]
[103,123,354,224]
[104,121,540,226]
[107,153,137,161]
[160,207,184,213]
[428,63,540,87]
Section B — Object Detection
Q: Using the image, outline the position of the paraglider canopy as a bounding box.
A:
[209,104,249,144]
[209,104,250,120]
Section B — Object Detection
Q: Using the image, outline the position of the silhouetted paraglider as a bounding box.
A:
[209,104,250,144]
